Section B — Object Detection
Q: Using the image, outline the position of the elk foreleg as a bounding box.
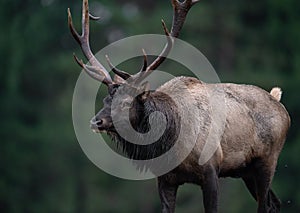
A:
[157,177,178,213]
[201,166,219,213]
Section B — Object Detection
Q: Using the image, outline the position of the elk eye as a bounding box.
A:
[108,84,120,96]
[109,87,117,96]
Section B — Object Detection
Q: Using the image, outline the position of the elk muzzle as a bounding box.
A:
[90,116,113,133]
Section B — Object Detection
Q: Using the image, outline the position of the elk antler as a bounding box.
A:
[105,55,131,80]
[68,0,113,85]
[130,0,200,84]
[68,0,199,85]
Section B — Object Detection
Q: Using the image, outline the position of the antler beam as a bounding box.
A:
[68,0,113,85]
[133,0,200,83]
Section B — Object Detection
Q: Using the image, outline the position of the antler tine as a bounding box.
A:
[67,8,81,45]
[68,0,113,85]
[133,0,199,83]
[145,19,173,72]
[140,49,148,72]
[105,55,132,80]
[89,13,100,20]
[73,54,111,85]
[132,20,172,84]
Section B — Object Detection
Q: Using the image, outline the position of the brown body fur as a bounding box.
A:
[91,76,289,213]
[154,77,290,213]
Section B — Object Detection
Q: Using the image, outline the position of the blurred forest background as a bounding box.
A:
[1,0,300,212]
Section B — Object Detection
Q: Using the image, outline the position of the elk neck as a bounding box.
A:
[108,91,181,161]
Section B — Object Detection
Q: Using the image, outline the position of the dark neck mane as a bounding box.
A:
[108,91,180,160]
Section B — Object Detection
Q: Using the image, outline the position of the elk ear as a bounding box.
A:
[108,84,119,96]
[137,81,150,102]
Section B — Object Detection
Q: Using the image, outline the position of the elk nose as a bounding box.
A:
[90,118,99,127]
[90,117,106,128]
[96,119,103,126]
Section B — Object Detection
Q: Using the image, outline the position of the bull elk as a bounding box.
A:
[67,0,290,212]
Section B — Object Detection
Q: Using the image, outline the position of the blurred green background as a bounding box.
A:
[1,0,299,212]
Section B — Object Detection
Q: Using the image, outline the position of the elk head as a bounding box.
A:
[68,0,199,136]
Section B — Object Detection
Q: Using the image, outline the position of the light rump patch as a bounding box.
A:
[270,87,282,101]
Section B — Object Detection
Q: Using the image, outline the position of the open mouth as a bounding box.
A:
[90,124,105,133]
[92,129,102,133]
[91,125,115,134]
[91,127,108,134]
